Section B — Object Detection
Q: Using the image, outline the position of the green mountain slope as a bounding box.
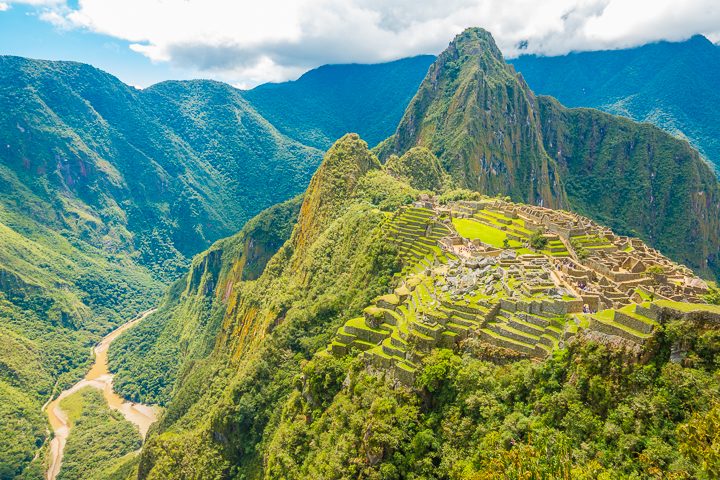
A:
[0,56,321,477]
[538,97,720,274]
[0,171,161,478]
[0,53,437,477]
[376,29,566,209]
[378,28,720,277]
[118,133,720,479]
[243,56,435,149]
[0,56,323,277]
[510,35,720,171]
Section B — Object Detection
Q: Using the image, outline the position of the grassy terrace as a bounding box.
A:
[590,306,655,342]
[333,202,720,384]
[655,300,720,314]
[452,217,533,254]
[386,206,454,277]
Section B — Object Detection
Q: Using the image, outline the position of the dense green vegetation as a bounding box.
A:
[0,199,160,478]
[265,329,719,479]
[0,382,45,479]
[0,52,431,477]
[511,35,720,171]
[538,96,720,275]
[109,196,303,406]
[385,147,447,191]
[377,28,720,277]
[57,388,142,480]
[108,133,720,479]
[0,56,323,279]
[243,56,435,149]
[126,135,403,478]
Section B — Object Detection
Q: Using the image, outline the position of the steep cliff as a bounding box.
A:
[377,28,566,208]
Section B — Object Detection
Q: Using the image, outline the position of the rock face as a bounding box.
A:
[378,27,720,278]
[377,28,567,209]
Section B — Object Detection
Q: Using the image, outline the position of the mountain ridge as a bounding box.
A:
[511,34,720,171]
[118,131,720,479]
[0,54,428,477]
[378,27,720,277]
[376,28,567,209]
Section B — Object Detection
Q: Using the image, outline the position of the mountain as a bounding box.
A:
[107,133,720,479]
[376,29,566,209]
[538,96,720,275]
[0,55,429,478]
[510,35,720,171]
[377,28,720,277]
[0,57,323,278]
[243,55,435,149]
[5,28,720,479]
[0,56,320,478]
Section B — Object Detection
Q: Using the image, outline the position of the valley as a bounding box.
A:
[45,310,159,480]
[0,14,719,480]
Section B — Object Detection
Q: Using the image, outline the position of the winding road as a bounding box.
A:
[44,309,160,480]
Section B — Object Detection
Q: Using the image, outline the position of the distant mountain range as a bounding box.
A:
[511,35,720,171]
[244,55,435,149]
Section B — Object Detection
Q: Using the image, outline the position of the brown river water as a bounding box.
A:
[44,309,160,480]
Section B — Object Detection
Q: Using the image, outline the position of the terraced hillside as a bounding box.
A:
[328,196,714,383]
[132,134,720,479]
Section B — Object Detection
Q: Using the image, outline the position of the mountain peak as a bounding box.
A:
[293,134,380,255]
[377,27,566,209]
[449,27,504,60]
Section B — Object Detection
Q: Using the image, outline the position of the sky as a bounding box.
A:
[1,0,719,89]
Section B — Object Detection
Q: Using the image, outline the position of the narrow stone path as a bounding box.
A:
[44,309,159,480]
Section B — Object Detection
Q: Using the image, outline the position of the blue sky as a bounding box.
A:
[1,0,719,88]
[0,3,195,87]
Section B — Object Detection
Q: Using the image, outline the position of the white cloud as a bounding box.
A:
[26,0,720,86]
[0,3,9,11]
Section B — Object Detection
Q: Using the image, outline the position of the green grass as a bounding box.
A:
[452,218,524,249]
[655,300,720,314]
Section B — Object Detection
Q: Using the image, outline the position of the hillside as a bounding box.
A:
[0,56,322,278]
[117,134,720,479]
[377,28,720,278]
[5,28,720,479]
[0,54,433,478]
[511,35,720,171]
[243,55,435,149]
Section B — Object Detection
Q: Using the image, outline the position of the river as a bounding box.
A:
[44,309,160,480]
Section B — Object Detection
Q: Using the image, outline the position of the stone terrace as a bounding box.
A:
[326,196,713,384]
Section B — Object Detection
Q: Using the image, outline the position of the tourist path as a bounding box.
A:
[44,309,159,480]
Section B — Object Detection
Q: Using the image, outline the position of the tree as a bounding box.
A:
[703,286,720,305]
[528,231,548,251]
[678,402,720,478]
